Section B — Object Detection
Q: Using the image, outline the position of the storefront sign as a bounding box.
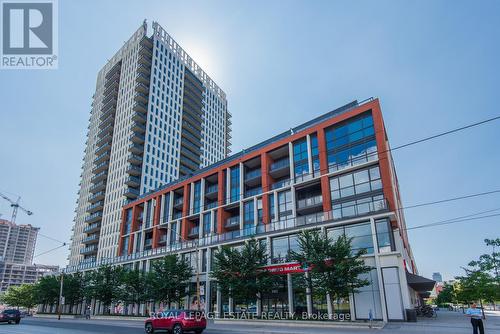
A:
[261,262,309,275]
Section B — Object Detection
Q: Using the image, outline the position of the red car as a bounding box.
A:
[145,310,206,334]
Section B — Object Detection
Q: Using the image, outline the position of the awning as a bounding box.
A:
[406,272,436,293]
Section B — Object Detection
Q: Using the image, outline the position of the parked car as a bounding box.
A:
[0,309,21,324]
[145,310,206,334]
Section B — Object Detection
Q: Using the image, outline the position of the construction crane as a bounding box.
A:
[0,192,33,223]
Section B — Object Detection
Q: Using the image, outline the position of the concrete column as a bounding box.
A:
[306,134,313,178]
[348,294,356,320]
[287,273,294,314]
[266,236,272,264]
[228,295,234,314]
[326,293,333,319]
[273,191,279,222]
[200,178,206,213]
[370,217,388,322]
[216,286,222,318]
[288,142,295,183]
[305,271,313,317]
[168,191,174,221]
[205,280,211,313]
[256,292,262,317]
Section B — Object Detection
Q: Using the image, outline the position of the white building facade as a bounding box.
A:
[68,21,230,267]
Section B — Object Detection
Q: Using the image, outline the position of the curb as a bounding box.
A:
[214,319,385,329]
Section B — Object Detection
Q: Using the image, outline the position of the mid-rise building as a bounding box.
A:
[0,262,59,292]
[0,219,38,264]
[0,219,59,292]
[68,20,231,267]
[67,98,434,322]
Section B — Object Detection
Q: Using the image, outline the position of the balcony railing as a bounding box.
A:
[297,195,323,210]
[84,211,103,223]
[67,198,389,273]
[83,222,101,233]
[225,216,240,228]
[271,178,291,190]
[205,184,218,195]
[245,169,262,181]
[270,158,290,172]
[188,227,199,238]
[80,245,98,254]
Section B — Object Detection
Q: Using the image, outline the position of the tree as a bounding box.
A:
[120,268,154,314]
[86,265,125,314]
[290,230,372,315]
[63,272,87,313]
[34,275,59,311]
[435,283,455,306]
[211,238,277,315]
[148,255,192,309]
[455,238,500,311]
[2,284,37,311]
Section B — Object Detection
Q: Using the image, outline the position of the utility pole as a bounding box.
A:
[58,272,64,320]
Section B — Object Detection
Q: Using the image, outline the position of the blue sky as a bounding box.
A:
[1,0,499,280]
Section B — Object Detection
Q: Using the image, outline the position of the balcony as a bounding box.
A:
[181,130,202,147]
[92,160,109,174]
[271,178,291,190]
[134,92,148,104]
[131,121,146,134]
[127,153,143,166]
[135,82,149,94]
[139,43,153,58]
[101,96,117,113]
[296,195,323,214]
[188,226,199,239]
[244,169,262,187]
[94,142,111,156]
[129,132,145,144]
[128,142,144,155]
[126,164,142,176]
[332,198,389,220]
[80,244,98,255]
[105,61,121,79]
[180,136,202,155]
[124,187,140,199]
[225,216,240,229]
[82,234,100,244]
[125,175,141,187]
[269,158,290,178]
[144,239,153,248]
[84,211,103,224]
[137,63,150,75]
[104,70,120,87]
[205,184,218,199]
[99,113,115,129]
[91,170,108,183]
[136,71,150,85]
[132,111,147,124]
[132,101,148,114]
[102,87,118,104]
[83,222,101,233]
[94,151,110,165]
[173,197,183,209]
[87,201,104,214]
[138,54,152,66]
[88,191,105,203]
[180,147,201,164]
[89,181,106,193]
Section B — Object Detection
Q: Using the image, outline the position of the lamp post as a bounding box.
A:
[58,272,64,320]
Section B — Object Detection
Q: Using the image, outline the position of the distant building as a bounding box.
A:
[432,272,443,283]
[0,262,59,292]
[0,219,38,264]
[0,219,59,292]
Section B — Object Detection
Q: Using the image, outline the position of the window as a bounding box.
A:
[192,181,201,214]
[243,201,254,223]
[293,139,309,181]
[332,194,385,219]
[375,218,394,253]
[278,190,293,220]
[328,222,374,254]
[202,213,211,237]
[269,193,275,221]
[271,234,299,263]
[330,166,382,201]
[257,198,263,224]
[230,166,240,202]
[310,134,320,176]
[162,193,170,222]
[325,113,377,172]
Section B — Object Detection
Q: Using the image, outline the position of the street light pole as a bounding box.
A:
[58,272,64,320]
